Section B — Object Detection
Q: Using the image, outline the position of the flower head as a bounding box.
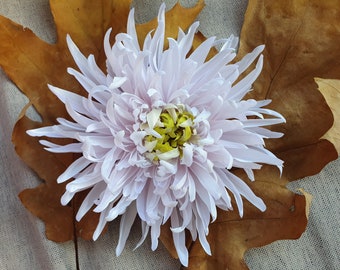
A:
[28,4,285,266]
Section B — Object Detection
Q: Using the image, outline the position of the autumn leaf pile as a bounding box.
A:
[0,0,339,269]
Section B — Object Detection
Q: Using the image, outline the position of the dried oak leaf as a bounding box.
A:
[316,78,340,154]
[0,0,204,241]
[168,0,338,269]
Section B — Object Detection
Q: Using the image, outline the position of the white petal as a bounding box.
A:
[189,36,215,65]
[150,219,162,251]
[57,156,91,183]
[171,209,189,266]
[134,221,150,250]
[157,148,180,161]
[229,55,263,100]
[66,173,102,193]
[60,190,76,205]
[181,144,194,167]
[146,108,162,129]
[93,202,113,240]
[76,182,106,221]
[236,45,264,74]
[116,203,137,256]
[40,140,82,153]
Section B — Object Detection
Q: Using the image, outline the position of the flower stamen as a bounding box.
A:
[144,108,194,160]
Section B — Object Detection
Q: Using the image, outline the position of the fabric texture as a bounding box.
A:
[0,0,339,269]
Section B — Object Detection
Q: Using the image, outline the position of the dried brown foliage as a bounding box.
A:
[0,0,338,269]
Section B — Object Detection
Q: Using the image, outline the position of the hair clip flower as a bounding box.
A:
[27,4,285,266]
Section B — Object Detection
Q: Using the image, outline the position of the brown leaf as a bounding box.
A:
[14,115,73,242]
[135,0,204,47]
[237,0,340,153]
[316,78,340,154]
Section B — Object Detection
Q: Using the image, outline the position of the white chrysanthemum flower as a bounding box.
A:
[27,4,285,266]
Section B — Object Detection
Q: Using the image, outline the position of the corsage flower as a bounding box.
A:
[27,3,285,266]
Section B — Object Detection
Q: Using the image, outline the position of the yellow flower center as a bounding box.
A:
[144,107,194,161]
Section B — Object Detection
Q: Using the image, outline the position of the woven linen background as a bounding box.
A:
[0,0,339,269]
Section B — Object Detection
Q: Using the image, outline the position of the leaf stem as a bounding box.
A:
[72,198,80,270]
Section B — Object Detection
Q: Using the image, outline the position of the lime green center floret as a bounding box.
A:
[147,111,193,152]
[143,107,195,161]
